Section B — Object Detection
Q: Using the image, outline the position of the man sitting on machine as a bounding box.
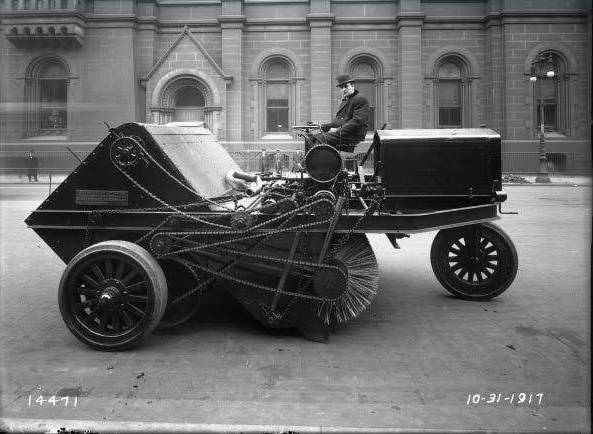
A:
[308,73,370,153]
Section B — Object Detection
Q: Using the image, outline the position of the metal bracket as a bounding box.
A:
[498,202,519,215]
[386,233,410,249]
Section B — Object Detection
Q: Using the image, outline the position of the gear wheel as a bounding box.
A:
[150,233,173,256]
[230,210,255,231]
[110,136,144,168]
[310,190,336,219]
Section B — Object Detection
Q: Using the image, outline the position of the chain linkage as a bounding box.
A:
[161,197,378,307]
[83,131,380,309]
[156,197,343,306]
[166,200,307,306]
[327,198,380,259]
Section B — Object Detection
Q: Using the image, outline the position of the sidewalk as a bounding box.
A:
[1,173,591,186]
[0,174,68,185]
[502,174,592,186]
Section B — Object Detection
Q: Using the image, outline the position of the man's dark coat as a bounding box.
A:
[25,155,38,170]
[321,89,370,144]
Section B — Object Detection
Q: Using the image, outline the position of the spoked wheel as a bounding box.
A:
[430,223,518,300]
[58,241,168,350]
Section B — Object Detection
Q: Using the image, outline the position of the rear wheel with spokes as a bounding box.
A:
[430,223,518,300]
[58,241,167,350]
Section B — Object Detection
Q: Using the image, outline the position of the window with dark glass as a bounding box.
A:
[265,62,289,133]
[351,61,376,131]
[39,62,68,132]
[533,54,559,132]
[437,62,462,128]
[175,86,205,107]
[536,79,557,131]
[173,86,205,122]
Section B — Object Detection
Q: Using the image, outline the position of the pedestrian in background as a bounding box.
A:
[25,150,39,182]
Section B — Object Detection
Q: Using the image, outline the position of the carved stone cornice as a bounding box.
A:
[3,12,86,49]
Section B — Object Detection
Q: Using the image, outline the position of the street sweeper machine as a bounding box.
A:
[25,122,518,350]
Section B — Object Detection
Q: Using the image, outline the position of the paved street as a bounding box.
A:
[0,184,590,433]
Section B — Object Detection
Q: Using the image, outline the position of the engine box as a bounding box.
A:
[373,128,501,211]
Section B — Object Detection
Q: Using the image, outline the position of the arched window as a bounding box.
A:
[155,76,213,126]
[39,61,68,130]
[264,61,290,133]
[437,61,462,128]
[345,54,387,132]
[531,51,567,134]
[430,54,476,129]
[251,53,300,139]
[25,56,69,137]
[350,60,377,131]
[173,85,206,122]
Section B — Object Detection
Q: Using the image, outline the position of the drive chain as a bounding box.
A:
[84,136,376,308]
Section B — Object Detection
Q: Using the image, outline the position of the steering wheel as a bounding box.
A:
[291,122,321,133]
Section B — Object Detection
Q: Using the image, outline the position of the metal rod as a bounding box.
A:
[271,231,302,312]
[358,196,368,210]
[317,196,346,265]
[65,146,83,163]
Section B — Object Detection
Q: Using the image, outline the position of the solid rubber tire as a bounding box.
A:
[58,240,168,350]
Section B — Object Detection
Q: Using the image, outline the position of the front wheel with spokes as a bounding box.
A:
[430,223,518,300]
[58,240,168,350]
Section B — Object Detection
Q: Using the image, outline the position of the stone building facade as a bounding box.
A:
[0,0,591,174]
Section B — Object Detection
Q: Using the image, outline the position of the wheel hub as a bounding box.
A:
[99,286,121,307]
[96,278,128,311]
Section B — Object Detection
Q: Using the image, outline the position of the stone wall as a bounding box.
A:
[0,0,590,172]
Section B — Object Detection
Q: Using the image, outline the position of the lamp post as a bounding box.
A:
[529,51,555,183]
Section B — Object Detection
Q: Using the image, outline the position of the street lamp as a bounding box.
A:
[529,51,555,183]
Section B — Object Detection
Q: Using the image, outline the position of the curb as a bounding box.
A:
[0,418,480,434]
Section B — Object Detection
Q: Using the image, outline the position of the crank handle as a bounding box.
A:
[498,202,518,215]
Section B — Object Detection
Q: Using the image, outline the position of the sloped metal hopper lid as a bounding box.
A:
[142,123,240,199]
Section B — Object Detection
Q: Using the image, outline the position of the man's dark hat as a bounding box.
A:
[335,73,355,87]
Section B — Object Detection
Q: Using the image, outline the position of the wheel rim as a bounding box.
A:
[63,252,154,339]
[436,225,513,297]
[445,231,499,285]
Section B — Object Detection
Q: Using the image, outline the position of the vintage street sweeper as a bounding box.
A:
[26,122,517,350]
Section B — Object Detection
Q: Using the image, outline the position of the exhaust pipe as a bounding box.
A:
[225,170,263,196]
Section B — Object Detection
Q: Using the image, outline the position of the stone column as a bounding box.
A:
[398,0,424,128]
[218,1,245,142]
[486,5,505,135]
[308,0,334,124]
